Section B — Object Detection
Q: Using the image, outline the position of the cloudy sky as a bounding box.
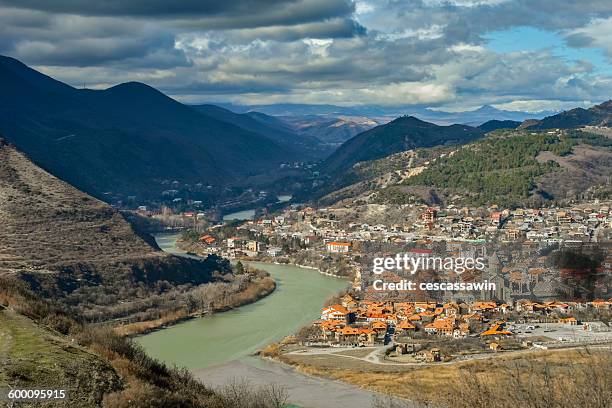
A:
[1,0,611,111]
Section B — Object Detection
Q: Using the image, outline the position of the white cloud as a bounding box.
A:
[565,17,612,61]
[424,0,510,7]
[493,99,593,112]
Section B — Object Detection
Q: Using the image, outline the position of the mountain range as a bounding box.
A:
[216,102,552,126]
[1,55,610,208]
[281,115,380,147]
[0,55,306,200]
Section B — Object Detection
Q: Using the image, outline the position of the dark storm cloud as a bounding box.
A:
[14,35,190,68]
[216,18,366,42]
[0,9,191,67]
[564,33,595,48]
[0,0,356,28]
[0,0,363,67]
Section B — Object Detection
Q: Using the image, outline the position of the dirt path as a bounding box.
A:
[285,342,612,368]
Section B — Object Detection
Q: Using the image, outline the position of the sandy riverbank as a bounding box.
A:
[194,358,412,408]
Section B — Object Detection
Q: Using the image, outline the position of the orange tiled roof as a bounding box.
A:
[337,327,360,335]
[328,241,351,247]
[371,321,388,329]
[480,323,512,337]
[323,304,348,314]
[425,318,455,330]
[399,321,416,330]
[472,301,497,310]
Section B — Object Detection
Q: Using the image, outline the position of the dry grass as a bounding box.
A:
[281,347,611,407]
[114,309,190,336]
[334,348,377,358]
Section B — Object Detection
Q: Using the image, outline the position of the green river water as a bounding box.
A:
[137,234,347,370]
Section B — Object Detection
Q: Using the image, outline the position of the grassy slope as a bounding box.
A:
[0,308,122,407]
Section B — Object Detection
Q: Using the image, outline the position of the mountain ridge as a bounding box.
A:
[321,115,484,176]
[214,102,550,125]
[191,104,324,157]
[520,100,612,130]
[0,55,299,200]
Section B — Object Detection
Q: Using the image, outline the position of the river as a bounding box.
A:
[137,234,399,408]
[222,195,293,221]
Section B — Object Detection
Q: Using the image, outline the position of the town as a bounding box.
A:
[302,295,612,363]
[137,198,611,304]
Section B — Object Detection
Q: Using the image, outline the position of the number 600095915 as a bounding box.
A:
[2,388,68,401]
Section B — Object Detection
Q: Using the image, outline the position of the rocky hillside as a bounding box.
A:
[282,115,379,147]
[0,138,230,321]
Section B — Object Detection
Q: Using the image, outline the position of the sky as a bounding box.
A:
[1,0,611,112]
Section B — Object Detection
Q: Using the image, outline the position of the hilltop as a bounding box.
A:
[478,119,521,132]
[320,116,484,176]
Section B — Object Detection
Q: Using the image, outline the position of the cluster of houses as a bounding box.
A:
[156,199,610,304]
[154,200,610,261]
[237,201,612,245]
[308,294,611,351]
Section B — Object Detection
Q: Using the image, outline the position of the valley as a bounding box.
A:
[0,53,611,408]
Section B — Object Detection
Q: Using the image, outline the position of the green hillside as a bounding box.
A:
[403,130,612,206]
[0,307,122,408]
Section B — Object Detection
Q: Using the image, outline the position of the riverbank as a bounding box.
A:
[252,258,348,279]
[136,260,347,370]
[114,275,276,336]
[177,237,352,280]
[193,358,408,408]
